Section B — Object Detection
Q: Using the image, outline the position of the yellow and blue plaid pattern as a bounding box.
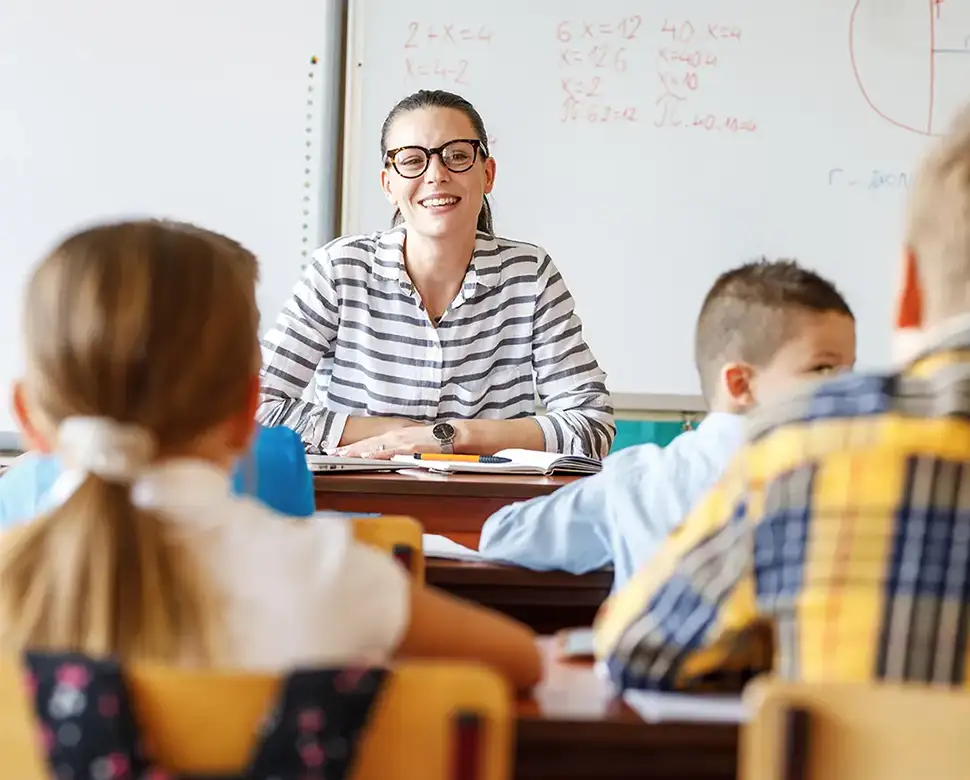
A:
[594,334,970,691]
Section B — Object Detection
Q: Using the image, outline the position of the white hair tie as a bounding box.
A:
[57,417,157,485]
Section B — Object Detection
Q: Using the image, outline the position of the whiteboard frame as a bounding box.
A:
[340,0,368,237]
[338,0,706,414]
[613,393,707,413]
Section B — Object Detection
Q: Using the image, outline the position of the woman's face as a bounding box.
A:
[381,107,495,240]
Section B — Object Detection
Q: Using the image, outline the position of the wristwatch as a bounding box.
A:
[432,422,456,454]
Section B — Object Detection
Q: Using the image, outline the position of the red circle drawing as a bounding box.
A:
[849,0,967,136]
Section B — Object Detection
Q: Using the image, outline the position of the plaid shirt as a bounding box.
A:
[594,328,970,691]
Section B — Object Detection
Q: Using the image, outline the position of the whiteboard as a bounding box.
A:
[0,0,342,432]
[342,0,970,409]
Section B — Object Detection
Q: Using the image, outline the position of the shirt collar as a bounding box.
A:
[371,226,408,285]
[372,227,504,293]
[466,232,503,290]
[694,412,745,443]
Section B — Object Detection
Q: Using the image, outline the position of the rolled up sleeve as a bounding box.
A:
[531,253,614,458]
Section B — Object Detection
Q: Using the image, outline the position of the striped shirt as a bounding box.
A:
[594,326,970,691]
[258,227,615,456]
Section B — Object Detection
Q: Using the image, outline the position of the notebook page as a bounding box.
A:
[422,534,484,562]
[622,690,749,724]
[493,449,562,469]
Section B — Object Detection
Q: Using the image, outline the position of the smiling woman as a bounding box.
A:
[258,89,615,459]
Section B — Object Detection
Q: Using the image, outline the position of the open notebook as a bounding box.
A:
[391,449,602,476]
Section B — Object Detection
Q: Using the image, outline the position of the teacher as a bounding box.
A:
[258,89,614,459]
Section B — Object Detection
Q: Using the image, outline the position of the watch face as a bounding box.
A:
[432,422,456,442]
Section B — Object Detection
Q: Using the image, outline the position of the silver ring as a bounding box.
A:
[376,443,386,452]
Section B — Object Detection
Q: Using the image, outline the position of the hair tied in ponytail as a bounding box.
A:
[57,417,156,485]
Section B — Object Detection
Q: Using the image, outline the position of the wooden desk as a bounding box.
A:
[314,471,578,535]
[426,557,612,634]
[516,639,738,780]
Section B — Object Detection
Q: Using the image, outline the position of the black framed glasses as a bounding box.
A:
[384,139,486,179]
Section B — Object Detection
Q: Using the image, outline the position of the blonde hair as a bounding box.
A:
[905,103,970,323]
[0,220,260,663]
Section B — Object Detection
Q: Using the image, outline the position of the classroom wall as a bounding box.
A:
[1,1,706,449]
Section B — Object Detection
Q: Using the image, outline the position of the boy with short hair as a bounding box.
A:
[595,104,970,691]
[477,259,856,590]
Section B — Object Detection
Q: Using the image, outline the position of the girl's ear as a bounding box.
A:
[12,381,52,453]
[226,374,260,451]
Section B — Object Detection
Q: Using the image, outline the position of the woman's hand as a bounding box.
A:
[335,425,441,459]
[337,416,422,449]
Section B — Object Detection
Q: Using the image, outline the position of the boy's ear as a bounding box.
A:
[12,381,52,453]
[721,362,756,410]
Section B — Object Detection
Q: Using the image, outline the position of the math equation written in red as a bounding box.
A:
[402,21,492,89]
[557,16,642,124]
[653,20,757,134]
[553,15,756,133]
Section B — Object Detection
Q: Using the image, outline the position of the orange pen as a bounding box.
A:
[413,454,512,464]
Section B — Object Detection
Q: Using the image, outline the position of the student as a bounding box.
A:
[477,260,856,590]
[259,89,614,460]
[0,423,315,528]
[0,220,541,691]
[595,104,970,692]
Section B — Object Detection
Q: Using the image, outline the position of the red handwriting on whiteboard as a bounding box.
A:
[556,17,642,43]
[405,58,470,85]
[708,24,742,41]
[403,22,490,86]
[556,17,642,125]
[690,114,757,132]
[657,48,718,68]
[559,44,630,71]
[653,19,757,134]
[404,22,491,48]
[560,97,638,124]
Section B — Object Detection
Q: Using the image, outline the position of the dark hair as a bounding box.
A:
[693,258,854,401]
[380,89,493,235]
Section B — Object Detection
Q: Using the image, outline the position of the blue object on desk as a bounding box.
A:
[0,423,314,529]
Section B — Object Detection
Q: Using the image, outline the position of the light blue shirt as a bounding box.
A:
[477,412,745,590]
[0,423,315,529]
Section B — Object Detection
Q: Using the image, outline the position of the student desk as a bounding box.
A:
[516,638,738,780]
[426,555,612,634]
[314,471,578,535]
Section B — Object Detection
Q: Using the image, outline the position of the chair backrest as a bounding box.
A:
[0,657,511,780]
[352,515,425,581]
[740,677,970,780]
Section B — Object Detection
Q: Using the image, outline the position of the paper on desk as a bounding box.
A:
[422,534,483,562]
[622,690,749,723]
